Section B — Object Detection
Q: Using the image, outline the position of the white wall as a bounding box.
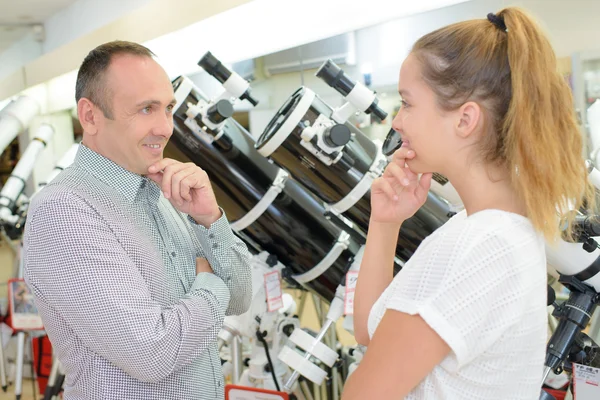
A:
[0,33,42,83]
[0,0,151,85]
[236,0,600,142]
[356,0,600,88]
[253,0,600,94]
[43,0,154,54]
[2,0,599,101]
[0,0,254,100]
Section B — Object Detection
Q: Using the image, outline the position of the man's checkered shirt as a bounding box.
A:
[23,145,252,399]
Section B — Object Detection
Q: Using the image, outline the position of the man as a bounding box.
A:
[23,41,252,399]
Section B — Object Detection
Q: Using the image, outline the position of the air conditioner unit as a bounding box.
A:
[263,32,356,76]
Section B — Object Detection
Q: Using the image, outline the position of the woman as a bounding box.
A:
[342,7,594,400]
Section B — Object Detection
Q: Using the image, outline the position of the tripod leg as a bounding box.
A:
[292,386,307,400]
[52,372,65,398]
[43,357,60,400]
[0,331,8,392]
[299,379,315,400]
[231,336,243,385]
[15,331,25,400]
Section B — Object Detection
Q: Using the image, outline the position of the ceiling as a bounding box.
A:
[0,0,78,53]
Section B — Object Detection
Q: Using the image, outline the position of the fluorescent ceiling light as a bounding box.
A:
[144,0,472,78]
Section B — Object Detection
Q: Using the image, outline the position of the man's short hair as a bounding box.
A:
[75,40,155,119]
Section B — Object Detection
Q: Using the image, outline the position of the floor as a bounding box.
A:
[0,379,40,400]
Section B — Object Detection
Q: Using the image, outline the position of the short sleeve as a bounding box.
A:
[383,216,532,370]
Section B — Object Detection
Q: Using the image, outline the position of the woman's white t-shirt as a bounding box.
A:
[367,210,548,399]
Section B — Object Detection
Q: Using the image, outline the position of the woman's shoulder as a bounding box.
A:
[434,208,536,239]
[413,208,542,267]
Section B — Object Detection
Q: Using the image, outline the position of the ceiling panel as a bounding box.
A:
[0,0,78,52]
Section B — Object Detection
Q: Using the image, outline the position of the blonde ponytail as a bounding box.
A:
[412,7,595,241]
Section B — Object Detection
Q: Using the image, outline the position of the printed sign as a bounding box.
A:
[225,384,289,400]
[264,271,283,312]
[7,278,44,331]
[344,271,359,315]
[573,363,600,399]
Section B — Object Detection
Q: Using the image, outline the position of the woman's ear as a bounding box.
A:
[455,101,482,139]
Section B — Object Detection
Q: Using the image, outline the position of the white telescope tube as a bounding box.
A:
[36,143,80,191]
[0,124,54,224]
[586,160,600,190]
[0,96,41,156]
[546,237,600,293]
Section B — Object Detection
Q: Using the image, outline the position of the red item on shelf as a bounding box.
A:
[32,335,53,394]
[543,388,567,400]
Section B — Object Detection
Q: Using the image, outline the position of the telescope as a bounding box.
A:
[255,59,451,265]
[170,70,359,304]
[316,59,387,123]
[0,96,41,157]
[0,124,54,238]
[539,161,600,399]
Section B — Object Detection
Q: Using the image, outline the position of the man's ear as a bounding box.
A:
[455,101,482,139]
[77,98,100,136]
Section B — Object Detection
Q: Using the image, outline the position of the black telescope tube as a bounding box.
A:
[316,59,388,121]
[198,51,259,107]
[316,59,355,97]
[198,51,231,83]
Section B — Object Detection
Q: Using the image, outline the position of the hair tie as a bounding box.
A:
[487,13,507,32]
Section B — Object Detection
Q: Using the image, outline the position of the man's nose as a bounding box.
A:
[155,113,174,139]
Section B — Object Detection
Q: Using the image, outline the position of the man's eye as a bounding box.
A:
[142,106,152,114]
[166,105,174,113]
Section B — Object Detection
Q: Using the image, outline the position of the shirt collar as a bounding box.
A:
[74,144,157,203]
